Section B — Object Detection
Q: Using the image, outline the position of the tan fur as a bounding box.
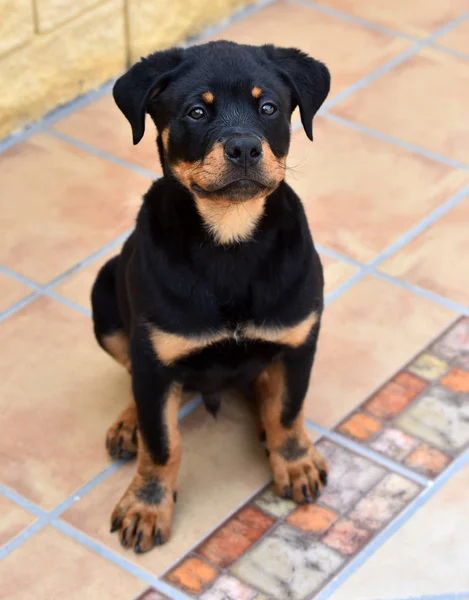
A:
[161,128,169,151]
[252,86,262,99]
[245,311,318,347]
[202,91,214,104]
[149,327,231,365]
[102,331,130,371]
[106,399,138,456]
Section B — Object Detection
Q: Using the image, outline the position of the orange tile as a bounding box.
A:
[440,368,469,392]
[62,401,270,575]
[333,49,469,164]
[0,133,147,284]
[380,196,469,306]
[321,254,357,296]
[404,444,451,478]
[0,273,30,313]
[0,296,130,509]
[364,373,427,420]
[0,496,35,546]
[56,248,121,311]
[312,0,469,38]
[210,0,409,99]
[53,94,162,173]
[337,413,382,441]
[437,20,469,55]
[197,505,275,568]
[0,526,142,599]
[286,504,337,533]
[287,118,468,262]
[305,276,454,427]
[322,518,371,555]
[166,556,218,595]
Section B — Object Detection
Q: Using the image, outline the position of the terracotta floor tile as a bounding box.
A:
[286,503,337,534]
[287,119,468,262]
[0,526,142,599]
[253,485,297,518]
[333,49,469,164]
[63,400,270,575]
[0,273,30,313]
[231,524,345,600]
[312,0,469,37]
[305,276,454,426]
[0,296,130,509]
[55,248,122,311]
[321,254,357,296]
[329,461,469,599]
[337,412,382,441]
[166,556,218,595]
[408,352,449,381]
[53,94,162,173]
[0,133,147,284]
[199,574,261,600]
[197,505,275,568]
[404,444,451,478]
[381,197,469,306]
[349,473,420,530]
[210,0,409,99]
[0,496,36,546]
[322,518,371,555]
[438,20,469,55]
[440,367,469,392]
[369,428,419,461]
[363,373,427,420]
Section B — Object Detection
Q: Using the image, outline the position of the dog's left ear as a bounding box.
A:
[113,47,184,145]
[264,46,330,141]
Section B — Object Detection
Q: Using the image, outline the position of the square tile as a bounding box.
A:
[200,574,261,600]
[197,505,275,568]
[440,367,469,392]
[349,473,420,530]
[286,504,337,534]
[63,401,270,575]
[396,386,469,453]
[408,352,449,380]
[211,0,410,99]
[363,372,427,420]
[305,276,454,426]
[0,134,147,284]
[381,197,469,306]
[0,526,142,599]
[316,440,386,513]
[253,485,296,519]
[438,20,469,55]
[0,296,129,509]
[0,496,36,547]
[404,444,451,477]
[53,95,161,173]
[322,518,371,555]
[287,119,469,262]
[166,556,219,595]
[231,524,345,600]
[337,413,382,442]
[431,318,469,360]
[369,428,419,461]
[333,49,469,164]
[312,0,469,37]
[0,273,31,313]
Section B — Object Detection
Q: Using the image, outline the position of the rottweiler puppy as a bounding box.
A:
[91,40,330,553]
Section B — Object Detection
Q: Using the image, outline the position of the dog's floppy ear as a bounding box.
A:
[264,46,330,141]
[113,48,184,145]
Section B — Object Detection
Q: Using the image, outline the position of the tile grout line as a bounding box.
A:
[389,593,469,600]
[314,446,469,600]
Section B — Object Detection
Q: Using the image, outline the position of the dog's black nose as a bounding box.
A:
[224,135,263,168]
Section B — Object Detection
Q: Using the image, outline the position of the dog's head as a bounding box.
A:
[114,41,330,204]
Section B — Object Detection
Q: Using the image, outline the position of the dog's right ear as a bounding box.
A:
[113,48,184,145]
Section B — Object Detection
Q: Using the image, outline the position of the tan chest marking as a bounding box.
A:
[148,311,318,365]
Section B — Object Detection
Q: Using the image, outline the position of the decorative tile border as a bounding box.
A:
[336,317,469,478]
[151,440,423,600]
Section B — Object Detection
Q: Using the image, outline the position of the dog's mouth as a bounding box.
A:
[191,177,273,201]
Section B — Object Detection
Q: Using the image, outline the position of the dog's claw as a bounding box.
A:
[121,527,128,547]
[155,530,163,546]
[173,491,178,503]
[134,531,143,553]
[110,517,121,533]
[284,485,292,500]
[319,469,328,485]
[302,484,313,503]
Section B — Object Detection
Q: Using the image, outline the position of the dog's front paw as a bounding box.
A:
[110,475,176,553]
[269,436,328,504]
[106,404,138,460]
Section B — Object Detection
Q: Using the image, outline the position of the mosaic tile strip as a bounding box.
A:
[336,317,469,479]
[160,440,421,600]
[135,589,172,600]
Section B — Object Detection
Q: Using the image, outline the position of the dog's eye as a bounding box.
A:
[187,107,206,120]
[261,103,277,116]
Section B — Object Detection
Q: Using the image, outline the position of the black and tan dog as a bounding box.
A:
[91,40,330,553]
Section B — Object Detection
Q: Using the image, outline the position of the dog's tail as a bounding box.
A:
[91,256,130,370]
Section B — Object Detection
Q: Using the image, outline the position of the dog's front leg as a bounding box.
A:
[255,335,328,504]
[110,335,182,553]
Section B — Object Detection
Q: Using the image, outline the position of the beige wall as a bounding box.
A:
[0,0,256,139]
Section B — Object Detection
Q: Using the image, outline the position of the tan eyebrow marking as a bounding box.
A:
[202,91,214,104]
[252,86,263,99]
